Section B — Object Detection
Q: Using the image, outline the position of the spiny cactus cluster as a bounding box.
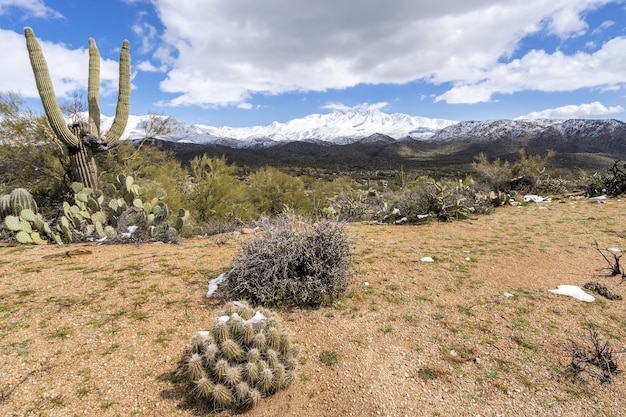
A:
[59,175,199,243]
[0,188,38,218]
[178,301,297,411]
[1,189,61,244]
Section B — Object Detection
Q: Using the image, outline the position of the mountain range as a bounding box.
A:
[100,109,626,173]
[110,109,626,152]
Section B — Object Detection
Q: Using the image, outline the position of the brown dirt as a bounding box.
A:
[1,197,626,417]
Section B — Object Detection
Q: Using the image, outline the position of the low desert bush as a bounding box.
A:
[472,150,554,194]
[600,160,626,197]
[226,215,351,306]
[383,177,493,223]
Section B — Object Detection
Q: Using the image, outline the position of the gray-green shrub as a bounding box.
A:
[227,215,351,306]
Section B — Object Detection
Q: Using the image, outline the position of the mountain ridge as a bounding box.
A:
[105,110,626,152]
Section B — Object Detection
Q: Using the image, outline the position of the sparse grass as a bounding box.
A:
[380,324,394,334]
[319,350,340,366]
[47,326,73,340]
[417,367,439,380]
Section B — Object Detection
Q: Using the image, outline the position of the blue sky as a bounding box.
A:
[1,0,626,127]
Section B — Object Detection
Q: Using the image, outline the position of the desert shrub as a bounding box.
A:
[327,188,381,221]
[247,167,311,217]
[177,301,297,411]
[600,160,626,197]
[566,325,622,383]
[227,215,351,306]
[384,177,492,223]
[0,92,68,212]
[472,150,554,193]
[534,176,573,195]
[188,155,252,222]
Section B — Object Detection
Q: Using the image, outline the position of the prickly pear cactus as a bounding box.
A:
[177,301,297,411]
[2,207,61,245]
[59,176,195,243]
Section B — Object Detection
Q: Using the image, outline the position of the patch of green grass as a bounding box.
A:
[513,336,536,350]
[130,310,150,321]
[47,326,73,340]
[319,350,339,366]
[511,318,528,330]
[350,336,364,345]
[457,304,474,317]
[379,324,394,334]
[17,289,36,298]
[100,400,115,410]
[154,328,176,345]
[103,343,120,355]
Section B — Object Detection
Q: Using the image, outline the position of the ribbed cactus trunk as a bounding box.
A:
[68,125,99,190]
[24,27,130,190]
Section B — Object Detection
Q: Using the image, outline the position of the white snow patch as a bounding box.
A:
[523,195,551,203]
[218,315,230,323]
[549,285,595,302]
[420,256,435,263]
[197,331,210,338]
[206,272,228,298]
[121,225,138,238]
[245,311,267,324]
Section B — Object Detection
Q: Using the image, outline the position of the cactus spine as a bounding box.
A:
[178,301,297,411]
[23,27,130,190]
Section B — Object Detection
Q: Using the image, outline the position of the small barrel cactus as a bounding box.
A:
[0,188,38,219]
[178,301,297,411]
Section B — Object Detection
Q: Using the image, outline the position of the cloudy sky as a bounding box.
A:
[1,0,625,126]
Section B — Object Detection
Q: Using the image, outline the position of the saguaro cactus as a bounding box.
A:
[24,27,130,190]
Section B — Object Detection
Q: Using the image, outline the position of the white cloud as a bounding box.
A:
[322,102,389,112]
[436,35,626,104]
[0,28,125,100]
[147,0,619,108]
[0,0,62,18]
[132,14,158,54]
[137,60,167,73]
[516,101,624,119]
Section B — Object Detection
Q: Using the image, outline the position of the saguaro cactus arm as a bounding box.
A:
[88,38,101,137]
[102,39,130,144]
[24,27,80,149]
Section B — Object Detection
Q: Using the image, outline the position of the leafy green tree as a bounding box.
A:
[0,92,68,211]
[247,166,311,216]
[188,155,250,221]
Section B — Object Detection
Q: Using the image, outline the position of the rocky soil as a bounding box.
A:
[1,197,625,416]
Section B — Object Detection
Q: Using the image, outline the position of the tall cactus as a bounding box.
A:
[24,27,130,190]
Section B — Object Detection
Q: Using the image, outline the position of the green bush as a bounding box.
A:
[188,155,252,222]
[247,167,311,216]
[472,150,554,194]
[227,215,352,306]
[384,177,492,223]
[177,301,297,411]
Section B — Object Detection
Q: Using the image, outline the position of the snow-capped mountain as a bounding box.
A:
[430,118,626,142]
[106,109,458,148]
[103,111,626,152]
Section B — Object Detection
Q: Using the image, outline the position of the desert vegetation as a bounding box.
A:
[2,29,626,416]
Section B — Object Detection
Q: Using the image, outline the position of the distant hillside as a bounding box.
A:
[119,112,626,175]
